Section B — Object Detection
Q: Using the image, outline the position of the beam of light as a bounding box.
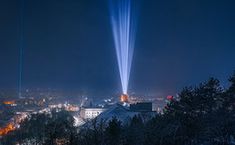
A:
[19,0,24,98]
[109,0,137,95]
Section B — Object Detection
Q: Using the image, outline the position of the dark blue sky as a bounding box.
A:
[0,0,235,97]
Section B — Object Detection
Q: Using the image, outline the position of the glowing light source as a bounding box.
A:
[3,101,15,105]
[0,123,15,136]
[109,0,137,94]
[120,94,129,102]
[167,95,174,101]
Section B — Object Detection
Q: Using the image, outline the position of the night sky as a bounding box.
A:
[0,0,235,97]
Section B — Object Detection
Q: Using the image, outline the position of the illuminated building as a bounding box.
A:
[80,108,107,120]
[65,105,79,112]
[120,94,129,103]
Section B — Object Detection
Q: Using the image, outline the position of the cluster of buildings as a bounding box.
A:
[79,94,155,121]
[0,91,171,138]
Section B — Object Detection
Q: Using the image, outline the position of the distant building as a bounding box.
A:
[65,105,79,112]
[130,102,152,112]
[93,104,157,125]
[120,94,128,103]
[80,108,107,120]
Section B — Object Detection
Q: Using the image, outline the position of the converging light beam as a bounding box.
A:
[109,0,137,95]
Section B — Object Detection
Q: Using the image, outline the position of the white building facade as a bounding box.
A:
[80,108,107,120]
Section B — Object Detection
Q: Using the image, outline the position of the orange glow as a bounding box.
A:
[0,123,15,136]
[3,101,15,105]
[120,94,128,102]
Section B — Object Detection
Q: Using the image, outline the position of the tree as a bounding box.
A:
[44,110,76,145]
[77,118,106,145]
[2,109,76,145]
[123,115,145,145]
[161,78,224,145]
[105,117,122,145]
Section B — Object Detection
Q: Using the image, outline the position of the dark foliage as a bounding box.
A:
[1,110,76,145]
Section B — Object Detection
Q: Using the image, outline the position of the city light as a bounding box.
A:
[109,0,137,95]
[0,123,15,136]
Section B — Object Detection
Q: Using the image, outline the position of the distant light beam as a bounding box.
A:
[109,0,137,95]
[19,0,24,98]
